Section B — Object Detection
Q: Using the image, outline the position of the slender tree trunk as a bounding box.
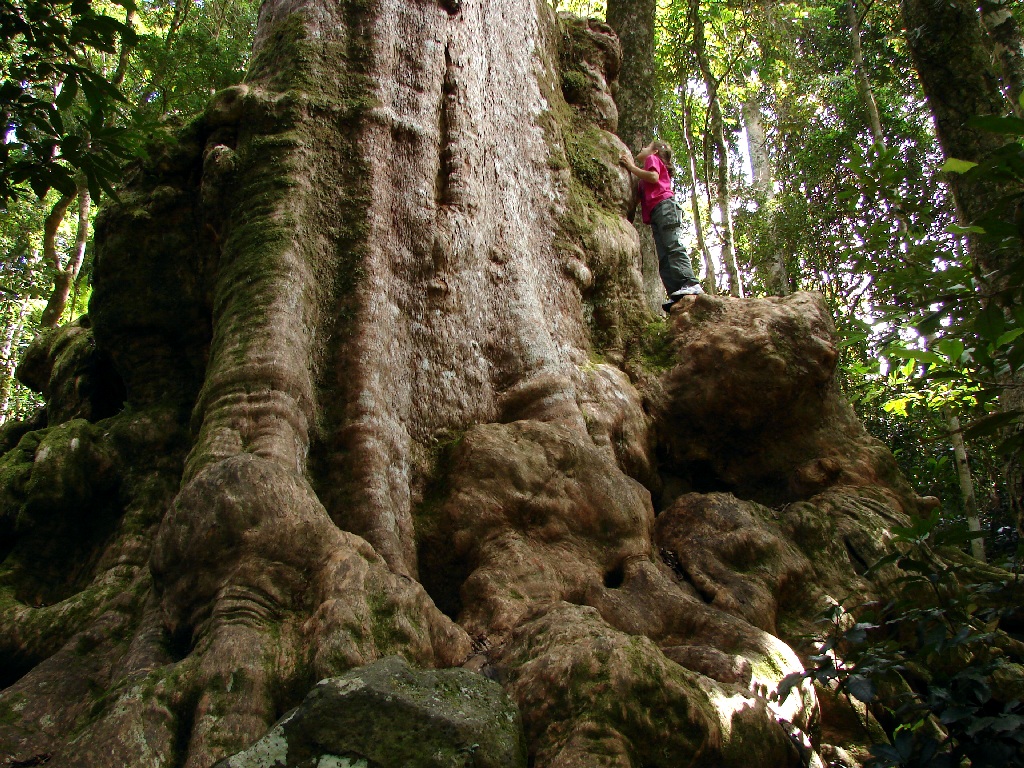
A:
[848,0,885,145]
[711,102,741,297]
[39,191,75,329]
[742,96,770,193]
[683,92,717,294]
[211,0,233,39]
[40,179,90,328]
[42,193,75,271]
[741,94,789,296]
[0,301,30,424]
[691,0,742,297]
[111,9,136,89]
[944,406,987,561]
[849,0,909,241]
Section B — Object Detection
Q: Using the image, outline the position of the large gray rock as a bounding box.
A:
[216,656,527,768]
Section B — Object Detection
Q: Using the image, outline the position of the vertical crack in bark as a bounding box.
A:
[435,43,457,207]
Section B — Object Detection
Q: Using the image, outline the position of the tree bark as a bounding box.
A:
[980,0,1024,116]
[711,101,742,297]
[40,178,90,329]
[741,94,789,296]
[901,0,1013,275]
[605,0,655,153]
[606,0,662,311]
[742,95,770,193]
[111,8,136,89]
[38,191,76,329]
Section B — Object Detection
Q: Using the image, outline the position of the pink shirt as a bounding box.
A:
[639,153,674,224]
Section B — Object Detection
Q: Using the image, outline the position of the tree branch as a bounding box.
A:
[42,191,77,274]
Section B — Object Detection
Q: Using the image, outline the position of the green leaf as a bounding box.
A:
[55,73,78,110]
[990,714,1024,732]
[914,311,946,336]
[79,75,105,113]
[869,743,902,765]
[1008,338,1024,373]
[892,511,940,541]
[865,552,902,577]
[936,337,966,361]
[773,671,806,705]
[974,215,1019,238]
[28,173,49,199]
[940,158,979,173]
[846,674,876,703]
[975,304,1007,340]
[965,716,997,737]
[995,328,1024,348]
[886,346,945,367]
[838,331,868,349]
[945,223,986,235]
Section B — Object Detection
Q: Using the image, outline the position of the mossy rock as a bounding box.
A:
[216,656,526,768]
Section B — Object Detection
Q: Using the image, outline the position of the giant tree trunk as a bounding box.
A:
[0,2,970,767]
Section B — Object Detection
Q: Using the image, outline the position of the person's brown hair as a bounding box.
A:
[652,140,673,176]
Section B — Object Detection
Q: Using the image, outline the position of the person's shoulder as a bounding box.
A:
[644,153,665,173]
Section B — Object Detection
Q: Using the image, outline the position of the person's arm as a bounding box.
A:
[619,153,659,184]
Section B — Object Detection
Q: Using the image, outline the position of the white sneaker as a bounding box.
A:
[670,283,704,299]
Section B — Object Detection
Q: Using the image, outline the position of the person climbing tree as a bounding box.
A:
[620,140,704,312]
